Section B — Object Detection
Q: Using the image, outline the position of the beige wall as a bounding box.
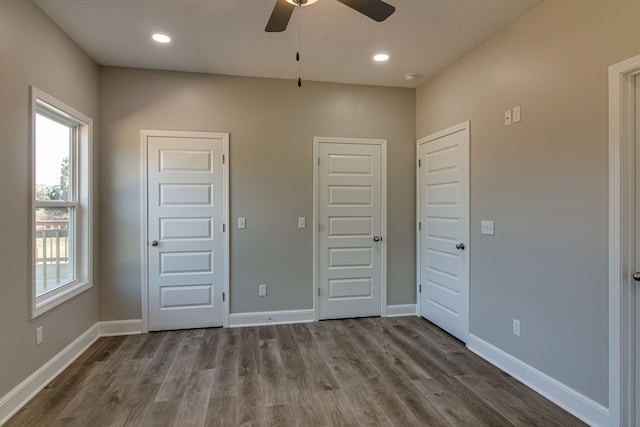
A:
[0,0,99,398]
[417,0,640,406]
[98,68,416,319]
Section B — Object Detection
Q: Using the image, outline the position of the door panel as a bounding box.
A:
[418,124,469,342]
[318,141,384,319]
[147,135,225,331]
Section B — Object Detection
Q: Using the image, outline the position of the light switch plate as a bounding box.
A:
[298,217,306,229]
[481,220,495,235]
[513,106,521,123]
[259,284,267,297]
[238,217,246,229]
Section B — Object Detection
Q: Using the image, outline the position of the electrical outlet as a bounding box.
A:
[298,217,306,229]
[238,217,246,229]
[504,109,512,126]
[481,220,495,235]
[36,326,43,345]
[259,284,267,297]
[513,319,521,336]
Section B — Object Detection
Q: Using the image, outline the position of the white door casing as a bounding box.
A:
[635,74,640,427]
[609,55,640,427]
[314,137,387,320]
[417,122,469,342]
[141,130,229,332]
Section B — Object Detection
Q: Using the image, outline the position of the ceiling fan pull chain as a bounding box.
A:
[297,4,302,87]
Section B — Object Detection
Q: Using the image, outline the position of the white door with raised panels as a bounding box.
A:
[418,122,469,342]
[145,131,228,331]
[316,138,386,320]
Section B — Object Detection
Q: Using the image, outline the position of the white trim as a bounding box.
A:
[312,137,388,321]
[99,319,143,337]
[468,334,609,427]
[609,54,640,427]
[385,304,417,317]
[140,133,149,333]
[229,309,315,328]
[0,324,100,425]
[416,121,470,342]
[140,130,230,332]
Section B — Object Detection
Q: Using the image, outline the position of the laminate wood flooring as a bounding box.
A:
[6,317,586,426]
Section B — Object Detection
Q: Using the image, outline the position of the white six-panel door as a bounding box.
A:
[418,123,469,342]
[316,138,386,320]
[144,131,228,331]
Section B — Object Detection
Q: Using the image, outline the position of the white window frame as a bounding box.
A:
[30,87,93,318]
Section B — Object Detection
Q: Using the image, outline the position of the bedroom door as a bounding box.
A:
[417,122,469,342]
[315,138,386,320]
[144,130,228,331]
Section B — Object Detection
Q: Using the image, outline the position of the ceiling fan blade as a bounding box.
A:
[265,0,296,32]
[335,0,395,22]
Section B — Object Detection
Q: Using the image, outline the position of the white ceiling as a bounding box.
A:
[33,0,542,88]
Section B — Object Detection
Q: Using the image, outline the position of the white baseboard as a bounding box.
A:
[229,309,315,327]
[386,304,417,317]
[99,319,143,336]
[467,334,609,427]
[0,324,101,426]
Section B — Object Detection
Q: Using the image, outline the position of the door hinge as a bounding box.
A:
[318,223,321,232]
[418,159,421,168]
[222,292,226,302]
[318,288,320,296]
[418,221,421,231]
[318,158,320,166]
[222,154,225,164]
[222,223,226,232]
[419,284,422,293]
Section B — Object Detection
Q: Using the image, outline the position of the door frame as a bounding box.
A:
[140,129,230,332]
[609,55,640,427]
[312,137,388,321]
[415,121,470,339]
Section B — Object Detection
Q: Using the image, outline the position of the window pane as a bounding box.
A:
[35,113,71,202]
[35,207,75,295]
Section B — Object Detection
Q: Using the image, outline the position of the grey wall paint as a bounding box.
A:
[0,0,99,397]
[416,0,640,407]
[98,68,416,319]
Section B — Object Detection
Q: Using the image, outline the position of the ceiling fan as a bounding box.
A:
[266,0,396,32]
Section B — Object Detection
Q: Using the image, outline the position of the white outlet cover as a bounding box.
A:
[259,284,267,297]
[298,217,306,228]
[238,217,246,229]
[481,220,495,235]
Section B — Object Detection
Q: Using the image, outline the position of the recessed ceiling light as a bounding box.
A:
[152,33,171,43]
[374,53,389,62]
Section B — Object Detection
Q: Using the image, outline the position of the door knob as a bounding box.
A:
[150,240,159,247]
[373,236,382,242]
[455,243,465,250]
[633,272,640,282]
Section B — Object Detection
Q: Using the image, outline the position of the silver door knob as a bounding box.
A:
[456,243,465,250]
[633,272,640,282]
[373,236,382,242]
[150,240,159,247]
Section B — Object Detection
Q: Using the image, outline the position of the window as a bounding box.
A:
[31,87,92,318]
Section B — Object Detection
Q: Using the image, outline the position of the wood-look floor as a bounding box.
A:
[6,316,586,427]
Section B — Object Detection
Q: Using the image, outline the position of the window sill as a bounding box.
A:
[31,281,92,319]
